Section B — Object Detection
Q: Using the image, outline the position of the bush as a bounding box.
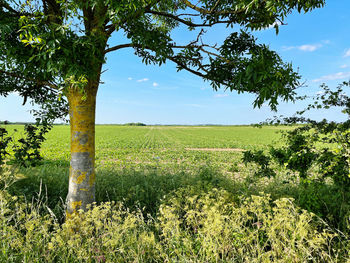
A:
[12,123,51,167]
[0,127,12,166]
[243,82,350,187]
[158,187,335,262]
[0,122,52,167]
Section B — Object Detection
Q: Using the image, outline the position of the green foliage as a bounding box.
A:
[243,81,350,187]
[242,150,276,178]
[207,31,300,110]
[1,0,326,111]
[0,127,12,166]
[12,123,51,167]
[269,130,319,179]
[0,120,53,167]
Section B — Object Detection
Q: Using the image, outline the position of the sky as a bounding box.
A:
[1,1,350,125]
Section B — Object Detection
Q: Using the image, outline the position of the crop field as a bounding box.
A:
[3,124,289,181]
[8,124,286,169]
[5,125,289,210]
[2,124,349,262]
[5,125,290,202]
[66,125,283,164]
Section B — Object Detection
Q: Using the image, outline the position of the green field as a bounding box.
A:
[4,124,289,179]
[8,124,286,168]
[1,125,349,262]
[6,125,289,213]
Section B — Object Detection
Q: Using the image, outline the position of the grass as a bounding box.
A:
[1,124,349,262]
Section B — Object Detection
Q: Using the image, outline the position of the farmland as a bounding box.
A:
[5,125,288,213]
[45,125,286,168]
[5,124,288,184]
[1,125,349,262]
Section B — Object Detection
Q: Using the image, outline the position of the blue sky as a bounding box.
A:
[1,1,350,124]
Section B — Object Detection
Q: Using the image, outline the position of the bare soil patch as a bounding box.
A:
[185,148,245,152]
[155,126,212,129]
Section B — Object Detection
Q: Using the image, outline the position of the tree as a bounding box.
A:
[0,0,325,215]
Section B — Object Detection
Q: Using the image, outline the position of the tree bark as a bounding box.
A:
[66,85,97,216]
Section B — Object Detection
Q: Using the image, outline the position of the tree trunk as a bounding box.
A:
[66,85,97,216]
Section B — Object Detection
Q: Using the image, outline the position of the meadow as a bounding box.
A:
[1,125,349,262]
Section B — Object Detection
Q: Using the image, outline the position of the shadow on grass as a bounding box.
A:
[7,159,350,231]
[9,162,236,220]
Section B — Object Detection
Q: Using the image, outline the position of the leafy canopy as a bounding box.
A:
[0,0,325,110]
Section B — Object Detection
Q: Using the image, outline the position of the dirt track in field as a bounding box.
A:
[185,148,245,152]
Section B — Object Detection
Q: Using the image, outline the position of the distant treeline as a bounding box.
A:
[0,121,33,125]
[124,122,147,126]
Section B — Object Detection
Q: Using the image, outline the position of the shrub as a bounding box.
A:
[0,127,12,166]
[158,187,335,262]
[243,82,350,187]
[12,123,51,167]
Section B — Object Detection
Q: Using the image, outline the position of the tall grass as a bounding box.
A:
[2,165,347,262]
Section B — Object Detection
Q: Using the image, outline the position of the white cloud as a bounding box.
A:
[152,82,159,87]
[340,64,348,69]
[282,41,329,52]
[128,77,132,80]
[344,49,350,57]
[214,94,229,98]
[298,44,322,52]
[312,71,350,82]
[137,78,149,82]
[283,43,322,52]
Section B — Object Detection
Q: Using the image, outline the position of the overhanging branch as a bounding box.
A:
[0,1,20,14]
[104,43,134,53]
[104,40,229,71]
[104,41,225,62]
[166,56,207,79]
[146,10,231,27]
[0,2,33,17]
[103,43,216,81]
[180,0,246,15]
[105,0,161,36]
[0,69,58,90]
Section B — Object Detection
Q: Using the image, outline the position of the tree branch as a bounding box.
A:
[180,0,246,15]
[0,2,33,17]
[0,1,19,14]
[104,40,227,64]
[105,0,161,36]
[166,56,207,78]
[105,41,221,57]
[42,0,63,24]
[145,10,231,27]
[103,43,213,80]
[0,69,58,90]
[104,43,134,53]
